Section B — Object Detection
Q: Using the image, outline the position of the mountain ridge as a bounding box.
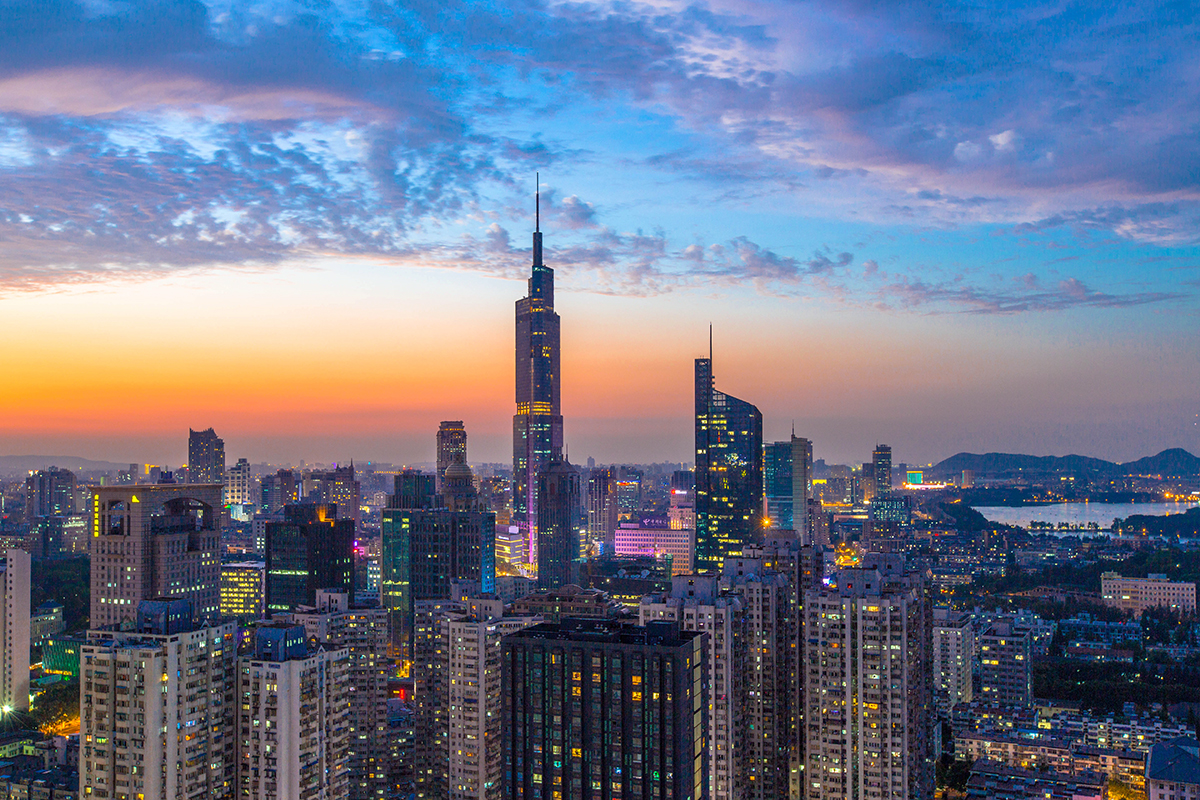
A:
[930,448,1200,478]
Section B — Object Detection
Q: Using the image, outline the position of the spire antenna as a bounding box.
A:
[708,324,713,363]
[536,172,540,233]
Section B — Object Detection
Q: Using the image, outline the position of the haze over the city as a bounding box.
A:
[1,1,1197,466]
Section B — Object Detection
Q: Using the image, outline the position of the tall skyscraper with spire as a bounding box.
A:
[513,179,564,572]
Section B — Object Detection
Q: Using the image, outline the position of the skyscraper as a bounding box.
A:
[90,484,223,628]
[791,435,812,537]
[81,598,237,800]
[536,454,581,590]
[979,622,1032,706]
[764,441,793,529]
[933,607,975,716]
[872,444,893,500]
[0,550,29,712]
[188,427,226,484]
[695,351,764,570]
[437,421,468,493]
[24,467,78,519]
[264,504,355,614]
[500,618,708,800]
[512,187,563,570]
[224,456,253,506]
[803,554,934,800]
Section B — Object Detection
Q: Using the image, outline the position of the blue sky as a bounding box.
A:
[0,0,1197,466]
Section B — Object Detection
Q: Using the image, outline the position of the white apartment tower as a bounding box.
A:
[414,591,539,800]
[640,574,745,800]
[224,458,254,507]
[238,624,351,800]
[803,554,934,800]
[0,549,29,711]
[933,606,975,716]
[278,590,391,800]
[80,598,237,800]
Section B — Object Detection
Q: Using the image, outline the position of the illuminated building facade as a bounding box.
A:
[307,464,362,526]
[764,441,793,530]
[695,355,764,570]
[613,519,694,574]
[1100,572,1197,615]
[224,457,253,507]
[803,555,934,800]
[437,421,468,493]
[512,199,563,570]
[933,607,975,716]
[500,618,708,800]
[872,444,893,499]
[261,468,299,512]
[586,467,618,554]
[188,427,226,485]
[81,599,237,800]
[220,560,265,621]
[0,550,29,711]
[90,483,222,628]
[24,466,78,518]
[264,504,355,614]
[979,622,1032,706]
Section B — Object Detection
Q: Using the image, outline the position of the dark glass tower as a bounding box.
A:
[763,441,793,530]
[536,454,581,590]
[265,504,355,614]
[873,443,893,499]
[695,354,764,570]
[187,427,225,484]
[513,188,564,571]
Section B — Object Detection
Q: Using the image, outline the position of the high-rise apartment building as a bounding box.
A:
[500,618,708,800]
[0,550,29,711]
[413,590,540,800]
[238,624,352,800]
[640,575,744,800]
[90,483,222,628]
[536,454,581,590]
[586,467,619,555]
[279,591,391,800]
[695,354,764,570]
[803,554,934,800]
[764,441,793,530]
[261,468,299,512]
[264,504,355,614]
[872,444,893,500]
[437,421,468,493]
[512,197,564,570]
[933,607,975,716]
[308,464,362,526]
[81,598,237,800]
[188,427,226,485]
[979,622,1032,706]
[220,560,265,621]
[380,467,497,652]
[791,435,813,537]
[24,467,78,519]
[224,457,253,506]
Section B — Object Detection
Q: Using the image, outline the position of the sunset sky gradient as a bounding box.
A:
[1,0,1198,467]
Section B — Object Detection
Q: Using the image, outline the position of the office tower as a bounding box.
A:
[695,353,764,570]
[500,618,708,800]
[615,466,642,520]
[223,457,252,507]
[586,467,618,555]
[803,554,934,800]
[220,560,265,621]
[413,590,539,800]
[261,468,299,512]
[722,552,800,800]
[24,467,78,519]
[668,472,696,531]
[264,504,355,614]
[392,470,437,511]
[280,591,391,800]
[380,467,497,652]
[0,550,29,711]
[437,421,468,493]
[238,624,351,800]
[872,444,893,499]
[979,622,1032,706]
[536,454,581,590]
[512,193,564,570]
[309,463,362,525]
[933,607,975,716]
[81,598,237,800]
[90,483,222,628]
[791,435,812,537]
[640,575,744,800]
[614,518,694,574]
[764,441,793,530]
[188,427,226,484]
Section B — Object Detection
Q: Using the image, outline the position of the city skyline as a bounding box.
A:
[1,1,1198,467]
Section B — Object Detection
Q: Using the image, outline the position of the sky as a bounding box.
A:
[0,0,1198,468]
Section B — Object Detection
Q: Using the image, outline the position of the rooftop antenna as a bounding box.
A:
[536,172,540,233]
[708,323,712,363]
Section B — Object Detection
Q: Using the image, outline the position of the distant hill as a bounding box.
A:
[0,455,132,477]
[930,448,1200,479]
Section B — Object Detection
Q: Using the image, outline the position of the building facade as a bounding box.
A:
[1101,572,1197,615]
[979,623,1032,706]
[437,421,468,494]
[0,550,29,711]
[188,427,226,485]
[694,355,763,570]
[933,607,975,716]
[536,456,581,590]
[220,561,265,621]
[90,484,222,628]
[265,504,355,614]
[500,618,708,800]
